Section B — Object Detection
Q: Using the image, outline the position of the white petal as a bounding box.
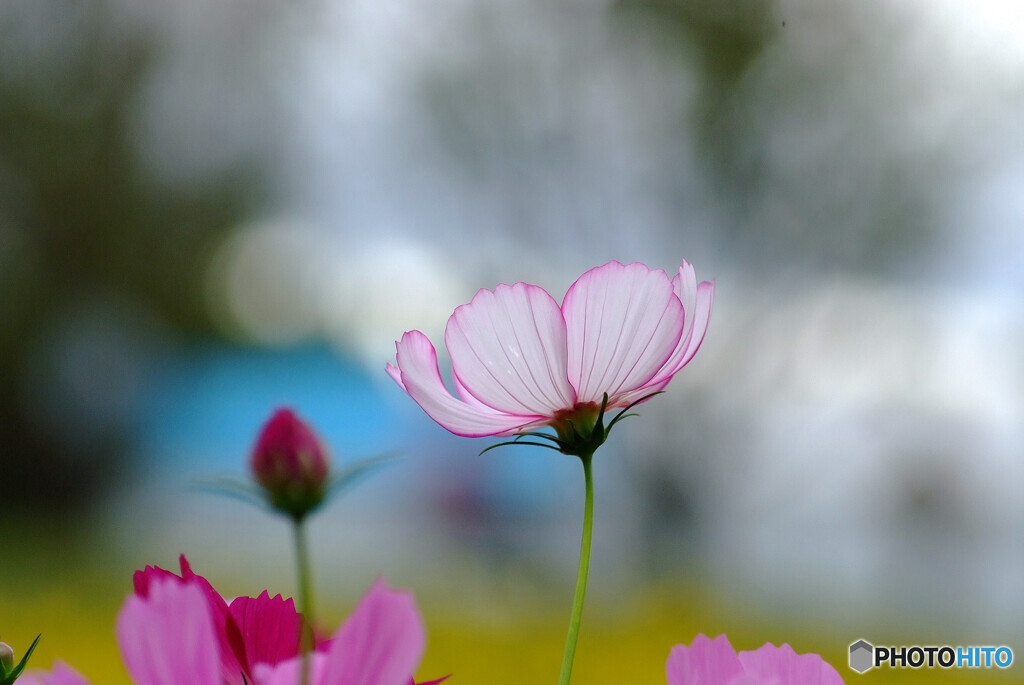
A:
[562,261,684,404]
[389,331,541,437]
[445,282,576,415]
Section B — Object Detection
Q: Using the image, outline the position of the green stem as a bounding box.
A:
[558,452,595,685]
[293,516,315,685]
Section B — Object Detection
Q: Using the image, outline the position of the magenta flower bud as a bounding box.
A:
[251,408,330,519]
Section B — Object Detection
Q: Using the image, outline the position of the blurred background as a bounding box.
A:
[2,0,1023,682]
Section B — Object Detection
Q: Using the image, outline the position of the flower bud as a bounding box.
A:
[0,641,13,672]
[251,408,330,519]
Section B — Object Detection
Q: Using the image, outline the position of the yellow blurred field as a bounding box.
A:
[4,554,1021,685]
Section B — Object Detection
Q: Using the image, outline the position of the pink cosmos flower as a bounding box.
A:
[667,634,844,685]
[253,579,426,685]
[14,661,90,685]
[118,577,223,685]
[24,576,434,685]
[387,260,713,448]
[133,554,305,684]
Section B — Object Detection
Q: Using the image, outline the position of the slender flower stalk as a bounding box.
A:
[293,516,315,685]
[558,451,594,685]
[388,259,714,683]
[250,408,332,685]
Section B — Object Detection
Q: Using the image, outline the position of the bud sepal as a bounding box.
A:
[0,634,41,685]
[479,391,663,460]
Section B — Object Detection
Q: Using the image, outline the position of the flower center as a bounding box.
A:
[549,402,605,456]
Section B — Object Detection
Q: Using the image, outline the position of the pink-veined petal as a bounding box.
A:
[386,364,405,390]
[253,651,328,685]
[453,367,503,410]
[116,578,221,685]
[738,643,845,685]
[445,282,576,416]
[321,578,425,685]
[676,278,713,368]
[17,661,92,685]
[666,634,747,685]
[454,368,559,434]
[655,263,714,379]
[612,270,714,406]
[563,261,685,404]
[228,591,303,670]
[389,330,543,437]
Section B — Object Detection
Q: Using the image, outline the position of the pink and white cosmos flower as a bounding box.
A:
[387,260,713,442]
[667,634,844,685]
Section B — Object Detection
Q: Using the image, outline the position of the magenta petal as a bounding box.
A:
[132,563,184,598]
[445,282,576,415]
[389,330,542,437]
[321,578,425,685]
[738,643,845,685]
[562,261,685,404]
[116,578,222,685]
[133,555,249,684]
[17,661,92,685]
[666,634,746,685]
[228,591,303,669]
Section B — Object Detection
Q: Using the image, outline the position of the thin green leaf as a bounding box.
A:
[328,453,397,496]
[6,634,41,682]
[479,440,563,456]
[191,476,269,511]
[606,391,663,431]
[513,431,565,446]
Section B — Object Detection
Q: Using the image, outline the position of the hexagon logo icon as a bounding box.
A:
[849,639,874,673]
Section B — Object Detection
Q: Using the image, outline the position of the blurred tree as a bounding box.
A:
[0,0,262,516]
[413,0,964,278]
[614,0,957,275]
